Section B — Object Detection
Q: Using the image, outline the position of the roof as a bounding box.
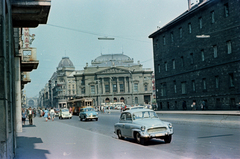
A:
[123,108,153,114]
[57,57,75,68]
[90,53,138,67]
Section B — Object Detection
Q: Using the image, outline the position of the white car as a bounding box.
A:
[114,109,173,145]
[59,108,72,119]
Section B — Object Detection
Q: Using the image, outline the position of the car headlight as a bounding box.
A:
[141,126,146,131]
[168,123,173,129]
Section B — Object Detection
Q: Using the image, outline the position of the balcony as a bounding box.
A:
[21,72,31,85]
[21,47,39,72]
[11,0,51,27]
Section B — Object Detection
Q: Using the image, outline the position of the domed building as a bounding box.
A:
[39,57,77,108]
[74,53,153,106]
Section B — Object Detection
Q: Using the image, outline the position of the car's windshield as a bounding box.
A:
[61,109,68,112]
[133,111,158,120]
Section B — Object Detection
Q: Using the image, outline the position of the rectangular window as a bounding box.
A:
[91,85,95,94]
[211,11,215,23]
[134,83,138,92]
[190,53,193,64]
[172,59,175,69]
[165,62,167,71]
[229,73,234,87]
[224,3,229,17]
[81,87,85,94]
[202,78,207,90]
[160,83,163,97]
[188,23,192,33]
[181,82,186,94]
[215,76,219,89]
[171,32,174,43]
[144,85,148,91]
[192,80,196,92]
[113,83,117,92]
[181,56,184,67]
[227,41,232,54]
[120,84,124,92]
[213,45,218,58]
[173,81,177,93]
[105,84,109,93]
[201,50,205,61]
[158,64,160,73]
[199,17,202,29]
[179,27,182,38]
[163,36,166,45]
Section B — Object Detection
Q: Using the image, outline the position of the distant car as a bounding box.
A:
[59,108,72,119]
[54,108,60,117]
[79,107,98,121]
[123,106,144,111]
[114,109,173,145]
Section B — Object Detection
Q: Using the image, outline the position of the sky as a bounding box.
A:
[24,0,193,98]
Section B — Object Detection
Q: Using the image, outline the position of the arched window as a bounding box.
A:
[135,97,138,104]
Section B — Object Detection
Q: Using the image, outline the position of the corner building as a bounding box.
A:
[74,53,153,106]
[149,0,240,110]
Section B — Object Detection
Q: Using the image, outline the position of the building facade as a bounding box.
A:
[74,53,153,106]
[149,0,240,110]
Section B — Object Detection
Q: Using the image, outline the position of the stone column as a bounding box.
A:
[124,77,127,93]
[109,77,112,93]
[15,57,22,132]
[102,78,105,94]
[117,77,120,93]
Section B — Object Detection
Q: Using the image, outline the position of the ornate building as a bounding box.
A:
[74,53,153,106]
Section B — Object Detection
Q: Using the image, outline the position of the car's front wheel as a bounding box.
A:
[164,135,172,143]
[96,118,98,121]
[80,117,82,121]
[117,130,124,139]
[135,132,145,145]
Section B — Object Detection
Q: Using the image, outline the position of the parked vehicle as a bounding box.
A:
[59,108,72,119]
[54,108,60,117]
[79,107,98,121]
[114,109,173,145]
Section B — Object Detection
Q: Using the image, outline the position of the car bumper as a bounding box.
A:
[86,116,98,119]
[140,131,173,138]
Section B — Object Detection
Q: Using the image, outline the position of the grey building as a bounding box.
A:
[74,53,153,106]
[149,0,240,110]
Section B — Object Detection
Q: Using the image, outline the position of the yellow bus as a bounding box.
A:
[67,97,93,115]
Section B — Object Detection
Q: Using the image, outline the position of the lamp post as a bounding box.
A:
[96,80,101,107]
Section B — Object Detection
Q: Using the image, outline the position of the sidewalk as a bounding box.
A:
[155,110,240,116]
[15,116,184,159]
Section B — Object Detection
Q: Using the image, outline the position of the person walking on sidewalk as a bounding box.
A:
[50,107,55,121]
[22,108,27,125]
[44,108,49,122]
[28,107,33,125]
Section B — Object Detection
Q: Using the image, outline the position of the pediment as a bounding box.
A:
[96,67,129,74]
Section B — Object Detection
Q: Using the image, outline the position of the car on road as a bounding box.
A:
[54,108,60,117]
[79,107,98,121]
[59,108,72,119]
[114,109,173,145]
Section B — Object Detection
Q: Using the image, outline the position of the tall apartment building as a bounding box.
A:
[149,0,240,110]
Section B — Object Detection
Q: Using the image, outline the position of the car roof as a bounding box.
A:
[123,108,153,114]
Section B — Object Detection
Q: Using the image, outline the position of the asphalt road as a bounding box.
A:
[56,112,240,159]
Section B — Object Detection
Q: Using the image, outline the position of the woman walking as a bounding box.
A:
[44,108,49,122]
[50,107,55,121]
[22,108,27,125]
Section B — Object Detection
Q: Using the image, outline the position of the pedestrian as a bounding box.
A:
[28,107,33,125]
[50,107,55,121]
[44,108,49,122]
[22,108,27,125]
[191,102,196,110]
[182,101,187,110]
[39,108,43,117]
[201,100,206,110]
[69,107,73,115]
[33,108,36,117]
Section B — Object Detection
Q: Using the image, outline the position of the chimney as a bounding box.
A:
[188,0,191,10]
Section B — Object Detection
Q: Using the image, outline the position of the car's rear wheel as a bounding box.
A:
[96,118,98,121]
[135,132,145,145]
[164,135,172,143]
[117,130,124,139]
[80,117,82,121]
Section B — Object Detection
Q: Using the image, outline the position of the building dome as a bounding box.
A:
[57,57,74,68]
[91,53,137,67]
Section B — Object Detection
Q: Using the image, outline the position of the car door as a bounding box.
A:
[123,113,133,137]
